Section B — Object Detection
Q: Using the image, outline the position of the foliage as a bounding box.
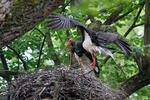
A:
[0,0,149,99]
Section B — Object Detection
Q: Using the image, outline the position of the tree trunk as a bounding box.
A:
[0,0,65,48]
[144,0,150,72]
[46,32,61,65]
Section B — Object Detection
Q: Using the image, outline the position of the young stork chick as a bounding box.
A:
[45,13,131,73]
[64,39,100,77]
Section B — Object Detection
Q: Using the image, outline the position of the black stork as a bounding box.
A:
[64,39,100,77]
[45,13,131,72]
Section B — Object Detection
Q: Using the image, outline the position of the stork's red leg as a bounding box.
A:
[70,49,74,65]
[88,54,96,74]
[80,53,96,74]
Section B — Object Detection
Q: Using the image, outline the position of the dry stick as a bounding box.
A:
[37,34,47,68]
[100,5,144,69]
[53,82,59,100]
[7,45,28,70]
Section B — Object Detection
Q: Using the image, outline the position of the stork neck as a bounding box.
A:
[81,30,91,42]
[84,30,91,41]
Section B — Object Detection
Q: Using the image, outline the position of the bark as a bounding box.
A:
[46,32,61,65]
[144,0,150,56]
[0,0,65,48]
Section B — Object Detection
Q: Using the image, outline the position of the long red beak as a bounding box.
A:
[63,39,72,51]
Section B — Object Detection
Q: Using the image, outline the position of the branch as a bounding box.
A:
[104,5,124,25]
[0,0,65,49]
[119,72,150,96]
[124,5,144,37]
[7,45,28,70]
[35,27,45,36]
[37,34,47,68]
[113,9,134,22]
[61,0,72,12]
[0,49,11,82]
[133,23,144,28]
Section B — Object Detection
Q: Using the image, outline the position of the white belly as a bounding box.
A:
[82,31,95,53]
[82,31,114,60]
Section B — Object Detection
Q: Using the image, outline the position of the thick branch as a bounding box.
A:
[104,5,123,25]
[0,0,65,48]
[119,72,150,96]
[7,45,27,70]
[144,0,150,72]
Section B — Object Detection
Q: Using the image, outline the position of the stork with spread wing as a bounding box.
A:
[45,13,131,72]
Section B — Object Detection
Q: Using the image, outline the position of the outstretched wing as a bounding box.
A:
[45,13,86,30]
[96,31,131,57]
[96,31,118,44]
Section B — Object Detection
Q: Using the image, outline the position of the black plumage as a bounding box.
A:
[70,41,100,77]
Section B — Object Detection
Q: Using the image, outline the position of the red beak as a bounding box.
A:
[63,39,72,51]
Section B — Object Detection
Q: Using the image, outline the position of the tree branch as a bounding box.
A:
[0,49,11,82]
[37,34,47,68]
[113,9,134,22]
[61,0,72,12]
[124,5,144,37]
[0,0,65,49]
[35,27,45,36]
[119,72,150,96]
[7,45,28,70]
[143,0,150,72]
[104,5,124,25]
[133,23,144,28]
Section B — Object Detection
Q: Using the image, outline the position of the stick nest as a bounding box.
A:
[8,66,123,100]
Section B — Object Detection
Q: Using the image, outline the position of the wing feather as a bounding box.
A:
[45,13,86,30]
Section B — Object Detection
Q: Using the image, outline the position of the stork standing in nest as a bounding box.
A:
[45,13,131,73]
[64,39,100,77]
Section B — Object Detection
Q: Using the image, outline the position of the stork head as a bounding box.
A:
[63,39,73,51]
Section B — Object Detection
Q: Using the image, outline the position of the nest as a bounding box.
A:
[7,66,125,100]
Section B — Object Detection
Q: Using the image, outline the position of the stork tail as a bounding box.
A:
[114,39,131,57]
